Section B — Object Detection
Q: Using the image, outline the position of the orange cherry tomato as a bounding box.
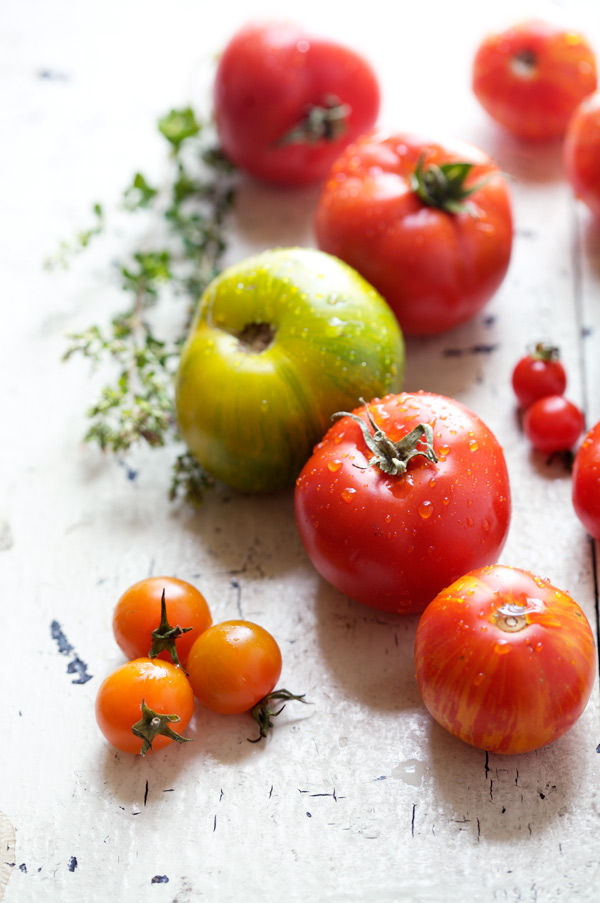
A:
[414,565,596,755]
[187,620,282,715]
[112,576,212,668]
[472,19,597,141]
[95,658,195,755]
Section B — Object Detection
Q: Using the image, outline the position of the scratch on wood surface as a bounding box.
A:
[68,857,77,872]
[411,803,416,837]
[151,875,169,884]
[50,621,92,684]
[443,344,498,358]
[144,781,149,806]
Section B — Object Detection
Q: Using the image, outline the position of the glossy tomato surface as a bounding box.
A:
[564,92,600,219]
[414,565,596,755]
[294,392,511,614]
[523,395,584,453]
[95,658,195,755]
[315,131,513,336]
[511,342,567,409]
[112,576,212,667]
[175,247,405,492]
[472,19,597,141]
[187,620,282,714]
[213,21,380,185]
[572,420,600,539]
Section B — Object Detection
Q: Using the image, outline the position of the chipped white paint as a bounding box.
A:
[1,1,599,902]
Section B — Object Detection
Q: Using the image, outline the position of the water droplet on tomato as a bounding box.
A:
[473,672,485,686]
[328,460,342,472]
[438,445,451,458]
[535,642,543,652]
[341,488,356,503]
[466,517,474,527]
[469,439,479,452]
[418,500,434,519]
[494,641,511,655]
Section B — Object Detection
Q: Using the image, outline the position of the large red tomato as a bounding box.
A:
[572,420,600,540]
[414,565,596,755]
[564,92,600,219]
[294,392,511,614]
[213,21,380,186]
[314,132,513,336]
[472,19,597,141]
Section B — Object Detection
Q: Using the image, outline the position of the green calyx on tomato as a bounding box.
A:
[409,155,492,215]
[148,589,193,671]
[175,247,405,493]
[249,689,309,743]
[528,341,560,362]
[131,698,192,756]
[278,94,351,145]
[333,399,438,476]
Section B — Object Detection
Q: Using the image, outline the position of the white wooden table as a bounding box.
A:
[1,1,599,901]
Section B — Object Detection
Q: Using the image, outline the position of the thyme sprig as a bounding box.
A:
[58,106,237,504]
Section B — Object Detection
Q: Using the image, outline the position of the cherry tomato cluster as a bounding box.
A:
[511,342,584,454]
[95,576,305,755]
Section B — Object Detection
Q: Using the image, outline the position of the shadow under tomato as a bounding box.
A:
[312,580,422,714]
[581,211,600,281]
[423,714,584,842]
[468,124,566,185]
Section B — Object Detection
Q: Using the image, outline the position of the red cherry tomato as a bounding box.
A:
[472,19,597,141]
[572,420,600,539]
[95,658,195,755]
[523,395,584,453]
[213,21,380,186]
[294,392,511,614]
[314,131,513,336]
[414,565,596,755]
[187,620,282,715]
[564,92,600,219]
[112,576,212,668]
[511,342,567,409]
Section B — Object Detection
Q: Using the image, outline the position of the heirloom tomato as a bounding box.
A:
[175,247,405,493]
[213,20,380,185]
[523,395,584,453]
[414,565,596,755]
[315,131,513,336]
[472,19,597,141]
[294,392,511,614]
[564,92,600,219]
[572,420,600,539]
[95,658,194,755]
[511,342,567,409]
[112,576,212,668]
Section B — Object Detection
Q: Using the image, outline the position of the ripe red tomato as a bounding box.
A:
[472,19,597,141]
[95,658,195,755]
[294,392,511,614]
[523,395,584,453]
[511,342,567,409]
[314,131,513,336]
[564,92,600,219]
[414,565,596,755]
[112,576,212,668]
[213,21,380,186]
[187,620,282,715]
[572,420,600,539]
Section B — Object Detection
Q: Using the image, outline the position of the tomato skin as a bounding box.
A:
[564,92,600,219]
[314,131,513,336]
[186,621,282,715]
[472,19,597,141]
[112,576,212,667]
[414,565,596,755]
[572,420,600,539]
[175,247,405,492]
[523,395,584,453]
[95,659,195,755]
[213,21,380,186]
[511,348,567,409]
[294,392,511,614]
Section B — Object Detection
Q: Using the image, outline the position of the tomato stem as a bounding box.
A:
[148,588,192,670]
[333,399,438,476]
[277,94,351,145]
[528,341,561,362]
[131,698,192,755]
[409,154,493,215]
[248,689,309,743]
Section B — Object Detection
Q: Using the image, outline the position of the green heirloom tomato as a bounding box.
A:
[175,247,405,492]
